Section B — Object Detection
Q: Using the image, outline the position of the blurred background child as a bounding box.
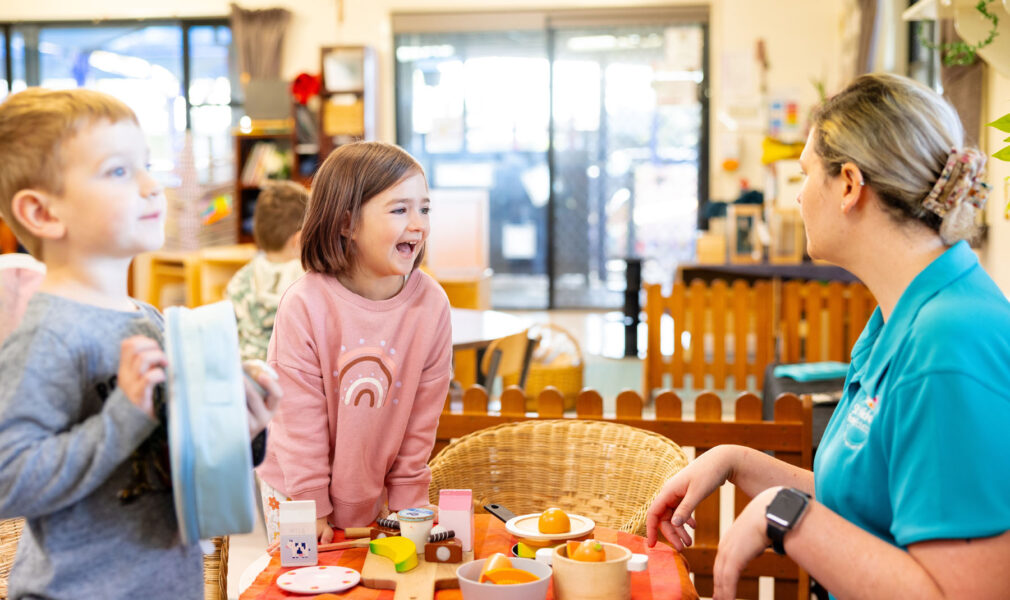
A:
[256,141,451,544]
[226,180,308,362]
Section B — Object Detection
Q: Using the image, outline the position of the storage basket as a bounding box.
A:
[0,518,23,600]
[503,323,583,411]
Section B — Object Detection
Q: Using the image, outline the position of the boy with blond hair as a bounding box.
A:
[0,88,282,599]
[226,180,308,361]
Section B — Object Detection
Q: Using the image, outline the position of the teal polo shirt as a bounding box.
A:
[814,241,1010,548]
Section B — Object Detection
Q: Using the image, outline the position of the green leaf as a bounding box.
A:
[990,114,1010,133]
[994,146,1010,162]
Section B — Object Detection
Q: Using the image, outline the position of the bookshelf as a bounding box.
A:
[318,45,377,160]
[233,130,295,243]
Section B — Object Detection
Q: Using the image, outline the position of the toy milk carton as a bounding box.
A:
[438,489,474,551]
[279,500,318,567]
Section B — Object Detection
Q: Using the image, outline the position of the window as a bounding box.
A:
[2,19,238,182]
[395,10,708,309]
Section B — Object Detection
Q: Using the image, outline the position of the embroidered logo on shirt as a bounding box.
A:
[334,345,399,408]
[844,394,880,449]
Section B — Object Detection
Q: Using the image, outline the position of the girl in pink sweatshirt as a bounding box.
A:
[256,142,452,543]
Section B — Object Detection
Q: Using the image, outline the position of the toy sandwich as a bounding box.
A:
[164,300,258,544]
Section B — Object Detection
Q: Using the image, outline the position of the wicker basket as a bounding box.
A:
[0,519,227,600]
[503,323,583,411]
[428,419,688,536]
[0,518,23,600]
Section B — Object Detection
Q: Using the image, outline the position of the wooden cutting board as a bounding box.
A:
[361,550,474,600]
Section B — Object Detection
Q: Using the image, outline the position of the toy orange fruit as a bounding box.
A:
[478,553,512,583]
[481,568,540,585]
[537,507,571,534]
[570,539,606,562]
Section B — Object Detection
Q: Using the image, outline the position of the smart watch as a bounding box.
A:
[765,487,811,555]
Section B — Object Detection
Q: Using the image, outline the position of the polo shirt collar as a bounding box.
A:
[849,241,978,394]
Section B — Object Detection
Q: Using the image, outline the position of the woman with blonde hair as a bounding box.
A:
[647,73,1010,599]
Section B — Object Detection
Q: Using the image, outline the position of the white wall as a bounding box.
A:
[1,0,845,206]
[981,68,1010,294]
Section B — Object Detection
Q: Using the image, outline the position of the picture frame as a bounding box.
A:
[768,208,805,264]
[727,204,763,264]
[321,46,365,92]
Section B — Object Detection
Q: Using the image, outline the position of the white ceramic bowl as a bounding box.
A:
[456,556,553,600]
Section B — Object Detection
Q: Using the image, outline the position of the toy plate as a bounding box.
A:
[504,513,595,542]
[276,566,360,594]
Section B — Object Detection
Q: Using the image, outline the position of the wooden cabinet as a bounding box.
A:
[232,47,374,243]
[233,131,298,243]
[318,45,376,160]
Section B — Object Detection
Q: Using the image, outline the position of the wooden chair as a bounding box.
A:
[0,517,228,600]
[479,329,536,392]
[428,419,689,536]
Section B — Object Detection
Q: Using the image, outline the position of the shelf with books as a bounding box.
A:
[233,131,295,243]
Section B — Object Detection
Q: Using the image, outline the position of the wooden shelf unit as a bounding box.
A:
[318,45,377,161]
[233,131,295,244]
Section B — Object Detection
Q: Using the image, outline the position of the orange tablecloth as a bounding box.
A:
[240,514,698,600]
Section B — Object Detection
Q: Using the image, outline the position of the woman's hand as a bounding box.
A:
[316,517,334,544]
[646,445,738,550]
[242,359,282,439]
[711,487,779,600]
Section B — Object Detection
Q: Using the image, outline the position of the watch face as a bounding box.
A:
[767,490,808,526]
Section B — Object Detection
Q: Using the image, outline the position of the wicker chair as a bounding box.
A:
[0,517,228,600]
[428,420,688,536]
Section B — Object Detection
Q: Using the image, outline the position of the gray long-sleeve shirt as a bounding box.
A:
[0,293,202,599]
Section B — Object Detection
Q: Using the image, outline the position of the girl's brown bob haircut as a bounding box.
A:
[301,141,427,276]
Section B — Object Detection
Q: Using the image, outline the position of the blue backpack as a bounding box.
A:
[164,300,257,544]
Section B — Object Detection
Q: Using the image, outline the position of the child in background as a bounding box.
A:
[226,180,308,362]
[257,141,452,544]
[0,88,282,599]
[0,253,45,346]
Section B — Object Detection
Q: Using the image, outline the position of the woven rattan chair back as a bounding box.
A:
[0,517,227,600]
[428,419,688,536]
[0,518,23,600]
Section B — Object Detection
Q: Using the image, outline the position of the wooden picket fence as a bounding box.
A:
[644,279,876,395]
[436,385,813,600]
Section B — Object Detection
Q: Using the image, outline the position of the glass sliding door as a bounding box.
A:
[395,15,706,309]
[396,31,551,308]
[551,25,704,307]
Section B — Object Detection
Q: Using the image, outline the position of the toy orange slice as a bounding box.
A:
[478,553,512,582]
[482,568,539,585]
[565,540,581,557]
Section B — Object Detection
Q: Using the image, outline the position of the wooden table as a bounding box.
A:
[240,514,698,600]
[450,308,527,351]
[449,308,528,388]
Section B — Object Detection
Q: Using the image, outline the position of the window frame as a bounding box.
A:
[0,17,239,130]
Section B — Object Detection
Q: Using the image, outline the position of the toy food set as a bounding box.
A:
[276,565,360,594]
[504,508,595,554]
[535,540,648,600]
[279,500,318,567]
[439,489,474,551]
[361,505,475,600]
[397,507,435,554]
[164,300,259,543]
[456,556,552,600]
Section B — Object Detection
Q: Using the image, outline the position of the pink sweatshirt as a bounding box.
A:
[256,269,452,527]
[0,254,46,347]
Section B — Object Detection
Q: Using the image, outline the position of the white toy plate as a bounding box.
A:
[276,565,360,594]
[504,513,595,542]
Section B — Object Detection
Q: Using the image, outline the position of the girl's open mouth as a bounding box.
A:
[396,241,417,257]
